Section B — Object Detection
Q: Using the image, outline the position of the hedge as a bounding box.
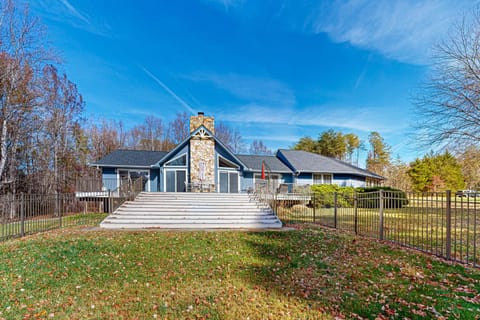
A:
[310,185,409,209]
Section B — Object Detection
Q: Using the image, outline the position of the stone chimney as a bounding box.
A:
[190,112,215,134]
[189,112,215,191]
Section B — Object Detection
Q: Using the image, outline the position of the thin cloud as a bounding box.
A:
[305,0,472,65]
[202,0,244,10]
[32,1,111,37]
[201,0,475,65]
[140,66,196,114]
[59,0,90,25]
[218,103,408,133]
[185,72,296,108]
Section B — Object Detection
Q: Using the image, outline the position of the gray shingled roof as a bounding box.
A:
[236,154,292,173]
[278,149,384,179]
[91,150,168,167]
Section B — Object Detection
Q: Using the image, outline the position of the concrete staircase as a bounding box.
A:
[100,192,282,229]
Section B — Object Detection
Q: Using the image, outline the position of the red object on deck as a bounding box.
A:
[261,161,266,180]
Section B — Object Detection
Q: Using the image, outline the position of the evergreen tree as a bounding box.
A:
[366,132,391,176]
[408,151,465,192]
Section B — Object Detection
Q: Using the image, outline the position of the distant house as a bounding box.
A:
[91,113,384,193]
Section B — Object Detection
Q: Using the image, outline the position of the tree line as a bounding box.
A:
[292,129,480,192]
[0,1,277,195]
[4,1,480,195]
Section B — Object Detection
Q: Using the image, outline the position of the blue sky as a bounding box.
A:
[30,0,477,166]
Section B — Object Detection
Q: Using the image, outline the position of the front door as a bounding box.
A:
[219,171,239,193]
[165,169,187,192]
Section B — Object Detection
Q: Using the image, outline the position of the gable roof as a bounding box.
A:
[236,154,292,173]
[155,124,247,169]
[91,150,168,168]
[277,149,384,180]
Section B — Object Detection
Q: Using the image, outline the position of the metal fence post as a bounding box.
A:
[354,191,358,235]
[313,192,316,223]
[446,190,452,260]
[379,190,384,240]
[20,193,25,237]
[108,190,112,214]
[59,194,63,228]
[334,192,338,229]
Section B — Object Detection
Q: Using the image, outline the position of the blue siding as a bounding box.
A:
[149,169,159,192]
[296,173,312,185]
[102,168,117,190]
[240,172,254,192]
[282,173,293,184]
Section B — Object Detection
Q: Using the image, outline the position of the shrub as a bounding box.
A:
[311,185,355,208]
[356,186,409,209]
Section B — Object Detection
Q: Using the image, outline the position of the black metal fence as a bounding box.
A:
[0,177,145,242]
[275,190,479,268]
[0,193,108,241]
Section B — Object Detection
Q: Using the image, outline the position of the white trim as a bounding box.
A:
[313,173,333,185]
[165,153,188,167]
[164,168,188,192]
[217,170,240,193]
[217,154,240,169]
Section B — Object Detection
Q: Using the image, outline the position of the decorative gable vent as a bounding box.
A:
[193,128,212,139]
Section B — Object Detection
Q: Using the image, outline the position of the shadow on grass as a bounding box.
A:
[239,226,480,320]
[239,228,345,314]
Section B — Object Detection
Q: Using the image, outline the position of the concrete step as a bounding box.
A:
[117,205,266,211]
[106,214,276,219]
[115,208,272,216]
[101,192,282,230]
[101,223,281,229]
[122,201,261,206]
[104,217,279,222]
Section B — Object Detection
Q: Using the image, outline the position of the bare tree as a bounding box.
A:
[457,146,480,189]
[0,0,50,189]
[168,111,189,145]
[414,8,480,149]
[215,122,244,153]
[88,119,126,161]
[249,140,272,155]
[384,156,412,191]
[128,116,167,151]
[40,64,84,193]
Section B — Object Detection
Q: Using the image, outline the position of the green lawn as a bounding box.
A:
[277,204,480,266]
[1,226,479,319]
[1,213,108,241]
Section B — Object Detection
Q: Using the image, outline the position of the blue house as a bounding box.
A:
[91,113,384,193]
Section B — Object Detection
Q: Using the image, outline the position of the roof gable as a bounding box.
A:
[156,124,247,169]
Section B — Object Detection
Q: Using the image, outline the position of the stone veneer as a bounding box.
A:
[189,113,215,191]
[189,112,215,134]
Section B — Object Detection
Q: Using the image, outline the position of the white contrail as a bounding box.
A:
[59,0,91,25]
[140,66,195,114]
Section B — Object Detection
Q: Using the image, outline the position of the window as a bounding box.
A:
[313,173,332,185]
[218,156,238,169]
[165,154,187,166]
